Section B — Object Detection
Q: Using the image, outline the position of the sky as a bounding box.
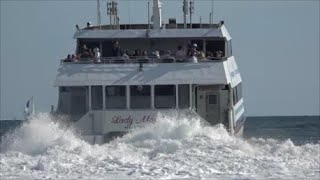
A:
[0,0,319,119]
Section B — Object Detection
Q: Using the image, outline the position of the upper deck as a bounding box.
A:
[62,0,234,65]
[63,22,233,65]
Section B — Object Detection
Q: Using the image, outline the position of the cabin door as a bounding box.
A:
[205,92,220,125]
[196,88,221,125]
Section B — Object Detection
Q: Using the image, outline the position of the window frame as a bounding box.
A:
[105,85,127,109]
[58,86,89,116]
[233,82,242,105]
[130,85,151,109]
[154,85,176,109]
[91,85,103,110]
[178,84,190,109]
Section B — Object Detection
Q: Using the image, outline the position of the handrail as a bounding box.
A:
[60,56,226,65]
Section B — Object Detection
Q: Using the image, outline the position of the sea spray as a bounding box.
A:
[0,113,88,155]
[0,112,319,179]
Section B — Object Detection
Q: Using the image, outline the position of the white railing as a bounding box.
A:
[61,56,226,65]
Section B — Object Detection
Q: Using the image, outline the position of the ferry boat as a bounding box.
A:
[53,0,245,144]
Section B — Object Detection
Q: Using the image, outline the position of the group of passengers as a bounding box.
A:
[64,44,101,63]
[64,41,224,63]
[173,44,225,62]
[80,44,101,62]
[64,54,79,62]
[111,41,223,63]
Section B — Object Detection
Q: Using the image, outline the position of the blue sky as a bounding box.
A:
[0,0,319,119]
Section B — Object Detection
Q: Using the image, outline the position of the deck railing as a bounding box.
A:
[61,56,226,65]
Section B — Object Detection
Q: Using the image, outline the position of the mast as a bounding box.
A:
[189,0,194,29]
[107,0,119,29]
[97,0,101,29]
[210,0,214,27]
[148,1,150,29]
[152,0,162,29]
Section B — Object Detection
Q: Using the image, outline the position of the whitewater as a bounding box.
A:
[0,113,319,179]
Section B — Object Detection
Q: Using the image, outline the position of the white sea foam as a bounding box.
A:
[0,113,319,179]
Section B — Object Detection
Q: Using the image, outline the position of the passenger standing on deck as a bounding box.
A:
[189,43,199,63]
[122,50,130,60]
[93,47,101,63]
[189,44,199,56]
[80,44,90,58]
[112,41,122,57]
[175,46,185,61]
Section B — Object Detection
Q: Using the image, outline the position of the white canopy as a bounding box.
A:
[54,62,230,86]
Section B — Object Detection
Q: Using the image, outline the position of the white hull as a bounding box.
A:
[70,108,245,144]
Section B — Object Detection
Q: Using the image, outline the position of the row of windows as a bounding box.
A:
[233,82,242,105]
[91,85,190,110]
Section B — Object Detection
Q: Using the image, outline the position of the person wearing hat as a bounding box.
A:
[189,43,199,55]
[189,43,199,63]
[93,47,101,63]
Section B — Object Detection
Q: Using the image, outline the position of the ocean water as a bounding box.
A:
[0,113,319,179]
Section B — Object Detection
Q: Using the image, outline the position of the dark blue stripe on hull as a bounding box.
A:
[234,113,246,134]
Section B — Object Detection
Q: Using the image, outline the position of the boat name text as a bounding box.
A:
[111,115,156,129]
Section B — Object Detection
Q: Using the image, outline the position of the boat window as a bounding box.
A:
[226,40,232,57]
[130,85,151,109]
[91,86,103,110]
[102,41,114,57]
[233,82,242,105]
[154,85,176,108]
[208,95,218,105]
[178,84,190,108]
[206,40,225,59]
[237,83,243,102]
[57,86,89,116]
[105,86,126,109]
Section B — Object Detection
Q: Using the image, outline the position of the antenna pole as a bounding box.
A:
[128,0,131,29]
[211,0,214,27]
[148,1,150,29]
[113,1,116,29]
[189,0,194,29]
[209,12,212,27]
[183,0,188,29]
[107,0,119,29]
[107,2,112,28]
[97,0,101,29]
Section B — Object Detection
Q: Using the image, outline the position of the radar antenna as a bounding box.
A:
[107,0,119,29]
